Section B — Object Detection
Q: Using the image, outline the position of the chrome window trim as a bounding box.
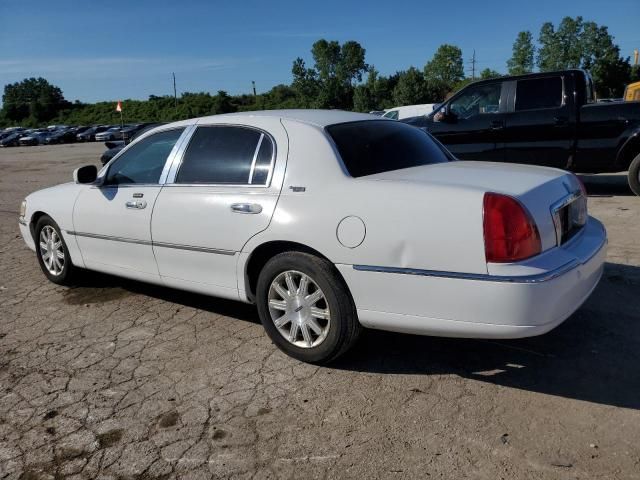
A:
[98,126,192,186]
[248,133,265,184]
[166,124,277,188]
[159,125,197,184]
[66,230,236,256]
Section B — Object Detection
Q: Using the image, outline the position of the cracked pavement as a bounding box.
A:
[1,143,639,479]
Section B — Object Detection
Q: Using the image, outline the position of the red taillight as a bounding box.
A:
[483,193,541,263]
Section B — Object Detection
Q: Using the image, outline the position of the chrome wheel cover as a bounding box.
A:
[39,226,65,276]
[267,270,331,348]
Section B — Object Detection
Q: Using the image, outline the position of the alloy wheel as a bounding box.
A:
[39,226,65,276]
[267,270,331,348]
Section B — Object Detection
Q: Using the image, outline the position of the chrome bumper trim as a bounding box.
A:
[66,231,235,256]
[353,237,606,284]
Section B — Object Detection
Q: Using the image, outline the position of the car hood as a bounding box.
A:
[361,161,578,198]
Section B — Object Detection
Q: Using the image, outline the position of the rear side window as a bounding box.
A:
[176,126,274,185]
[515,77,563,111]
[327,120,450,178]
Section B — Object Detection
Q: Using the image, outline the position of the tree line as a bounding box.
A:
[2,16,638,128]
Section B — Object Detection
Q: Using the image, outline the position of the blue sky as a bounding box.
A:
[0,0,638,103]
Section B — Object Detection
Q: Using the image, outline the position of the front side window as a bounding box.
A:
[515,77,563,111]
[104,128,184,185]
[449,83,502,119]
[176,126,273,185]
[327,120,450,178]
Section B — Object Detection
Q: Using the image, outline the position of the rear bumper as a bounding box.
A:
[337,217,607,339]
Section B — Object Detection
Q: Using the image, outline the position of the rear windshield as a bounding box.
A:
[326,120,450,178]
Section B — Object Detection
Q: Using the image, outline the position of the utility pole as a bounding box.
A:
[172,72,177,110]
[252,80,257,97]
[470,50,476,80]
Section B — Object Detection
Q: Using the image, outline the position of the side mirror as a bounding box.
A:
[73,165,98,184]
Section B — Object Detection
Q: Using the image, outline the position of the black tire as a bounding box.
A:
[34,215,78,285]
[256,252,361,364]
[628,153,640,197]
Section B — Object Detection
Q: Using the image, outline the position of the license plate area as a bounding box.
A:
[552,193,587,245]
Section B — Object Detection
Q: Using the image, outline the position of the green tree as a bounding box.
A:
[2,77,70,124]
[507,31,535,75]
[291,58,319,108]
[423,44,464,100]
[392,67,426,105]
[538,17,584,70]
[537,17,632,97]
[480,68,501,79]
[292,39,367,109]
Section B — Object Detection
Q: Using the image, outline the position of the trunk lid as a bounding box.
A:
[362,161,586,252]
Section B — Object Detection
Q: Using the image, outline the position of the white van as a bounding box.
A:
[382,104,438,120]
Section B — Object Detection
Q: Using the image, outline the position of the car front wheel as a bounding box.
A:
[35,215,77,285]
[256,252,361,364]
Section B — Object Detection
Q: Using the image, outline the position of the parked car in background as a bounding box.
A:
[19,110,606,363]
[368,110,386,116]
[77,126,109,142]
[19,131,50,146]
[0,131,24,147]
[95,127,123,142]
[383,104,438,120]
[44,128,77,145]
[413,69,640,195]
[100,122,167,165]
[119,123,147,142]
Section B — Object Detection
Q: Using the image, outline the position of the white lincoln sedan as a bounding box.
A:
[18,110,607,363]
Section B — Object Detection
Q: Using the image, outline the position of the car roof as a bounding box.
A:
[194,109,385,128]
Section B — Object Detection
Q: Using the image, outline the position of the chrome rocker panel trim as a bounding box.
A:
[66,231,236,256]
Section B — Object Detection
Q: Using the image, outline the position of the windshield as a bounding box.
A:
[326,120,450,178]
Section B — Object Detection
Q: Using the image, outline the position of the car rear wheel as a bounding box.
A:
[256,252,361,364]
[35,215,77,285]
[628,153,640,196]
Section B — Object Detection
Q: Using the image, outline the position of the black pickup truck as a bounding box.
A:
[403,69,640,195]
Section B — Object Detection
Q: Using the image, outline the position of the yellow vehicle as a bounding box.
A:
[624,81,640,101]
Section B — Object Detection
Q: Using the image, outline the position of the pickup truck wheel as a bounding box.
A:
[629,153,640,196]
[34,215,78,286]
[256,252,361,364]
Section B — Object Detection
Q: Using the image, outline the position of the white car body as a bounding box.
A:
[383,104,438,120]
[95,128,122,141]
[19,110,606,342]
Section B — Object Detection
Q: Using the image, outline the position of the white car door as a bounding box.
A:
[72,127,187,281]
[151,119,287,300]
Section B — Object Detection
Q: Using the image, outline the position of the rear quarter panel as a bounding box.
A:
[240,120,489,285]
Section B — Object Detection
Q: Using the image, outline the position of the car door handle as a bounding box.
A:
[554,116,569,126]
[489,120,504,130]
[125,200,147,209]
[231,203,262,214]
